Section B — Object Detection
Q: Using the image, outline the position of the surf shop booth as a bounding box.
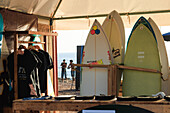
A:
[13,15,170,113]
[1,0,170,113]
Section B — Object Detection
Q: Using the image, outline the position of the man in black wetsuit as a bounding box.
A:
[60,59,67,81]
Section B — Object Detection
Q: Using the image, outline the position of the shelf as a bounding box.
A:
[2,31,58,36]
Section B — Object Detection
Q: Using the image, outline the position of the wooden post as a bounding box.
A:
[107,66,112,95]
[14,33,18,99]
[44,35,48,96]
[112,65,117,96]
[52,35,58,96]
[44,36,47,51]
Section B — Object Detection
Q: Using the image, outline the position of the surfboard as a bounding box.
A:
[80,19,113,96]
[102,10,125,95]
[148,18,170,95]
[0,14,4,73]
[102,10,125,64]
[122,17,161,96]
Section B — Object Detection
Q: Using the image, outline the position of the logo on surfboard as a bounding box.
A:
[91,25,100,35]
[112,48,120,58]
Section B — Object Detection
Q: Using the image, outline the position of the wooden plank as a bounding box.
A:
[14,33,18,99]
[118,65,162,74]
[2,31,58,36]
[18,41,45,44]
[112,65,117,96]
[73,64,109,68]
[28,31,58,36]
[107,66,112,95]
[13,100,115,111]
[13,99,170,112]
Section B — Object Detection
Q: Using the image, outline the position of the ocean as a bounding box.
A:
[57,52,76,79]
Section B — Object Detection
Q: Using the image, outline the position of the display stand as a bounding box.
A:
[3,31,58,99]
[12,62,165,113]
[73,64,162,96]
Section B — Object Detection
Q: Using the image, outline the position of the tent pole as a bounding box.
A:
[50,0,63,31]
[53,9,170,20]
[51,0,63,19]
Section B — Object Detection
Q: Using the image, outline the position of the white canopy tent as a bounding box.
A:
[1,0,170,29]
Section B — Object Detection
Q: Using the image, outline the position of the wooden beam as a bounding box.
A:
[18,41,45,44]
[2,31,58,36]
[118,65,162,75]
[73,64,162,74]
[28,31,58,36]
[73,64,109,68]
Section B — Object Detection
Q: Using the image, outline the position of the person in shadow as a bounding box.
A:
[61,59,67,81]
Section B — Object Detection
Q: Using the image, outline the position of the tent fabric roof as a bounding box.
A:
[0,0,59,17]
[1,0,170,30]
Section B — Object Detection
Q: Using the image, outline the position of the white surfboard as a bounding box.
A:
[102,10,125,95]
[80,19,113,96]
[148,18,170,95]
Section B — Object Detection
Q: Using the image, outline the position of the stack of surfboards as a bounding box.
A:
[122,17,162,96]
[148,18,170,95]
[80,12,170,97]
[80,10,125,96]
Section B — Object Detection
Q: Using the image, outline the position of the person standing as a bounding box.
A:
[68,60,75,81]
[61,59,67,81]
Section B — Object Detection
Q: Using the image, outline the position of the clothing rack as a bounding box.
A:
[3,31,58,99]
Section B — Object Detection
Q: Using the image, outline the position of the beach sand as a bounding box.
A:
[56,79,80,113]
[58,79,80,96]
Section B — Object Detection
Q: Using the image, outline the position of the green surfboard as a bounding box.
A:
[122,17,161,96]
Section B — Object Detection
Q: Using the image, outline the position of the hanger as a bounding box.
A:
[28,45,35,50]
[18,45,26,50]
[18,45,26,55]
[34,45,41,50]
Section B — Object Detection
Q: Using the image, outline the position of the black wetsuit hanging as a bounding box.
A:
[7,49,38,99]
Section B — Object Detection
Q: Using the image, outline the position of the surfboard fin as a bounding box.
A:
[152,92,166,98]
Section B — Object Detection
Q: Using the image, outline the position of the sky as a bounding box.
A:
[56,30,88,53]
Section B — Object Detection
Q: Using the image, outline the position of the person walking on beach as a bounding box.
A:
[61,59,67,81]
[68,60,75,81]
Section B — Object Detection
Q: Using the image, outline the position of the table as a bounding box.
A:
[13,99,170,113]
[13,99,115,113]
